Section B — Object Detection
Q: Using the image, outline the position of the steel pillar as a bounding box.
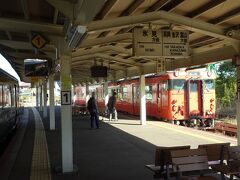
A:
[140,75,146,125]
[60,55,73,173]
[49,74,55,130]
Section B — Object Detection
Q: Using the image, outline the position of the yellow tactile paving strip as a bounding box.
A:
[30,108,51,180]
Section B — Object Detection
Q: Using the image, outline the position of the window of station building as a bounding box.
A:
[204,79,215,90]
[145,85,153,100]
[168,79,185,90]
[122,87,128,100]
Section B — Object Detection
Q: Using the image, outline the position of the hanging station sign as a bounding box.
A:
[162,30,189,57]
[133,28,162,57]
[133,28,189,58]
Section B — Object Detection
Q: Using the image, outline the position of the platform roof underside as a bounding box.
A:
[0,0,239,84]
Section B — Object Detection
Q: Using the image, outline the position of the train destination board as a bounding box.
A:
[133,28,189,57]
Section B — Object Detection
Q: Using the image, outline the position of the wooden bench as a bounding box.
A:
[211,146,240,180]
[198,142,230,166]
[171,148,218,180]
[145,145,190,179]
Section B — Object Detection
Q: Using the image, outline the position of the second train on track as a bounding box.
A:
[74,68,216,127]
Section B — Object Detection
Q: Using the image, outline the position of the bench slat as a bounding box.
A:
[171,148,206,158]
[177,163,209,172]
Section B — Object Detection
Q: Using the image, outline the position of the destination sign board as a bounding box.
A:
[133,28,162,57]
[133,28,189,58]
[162,30,189,57]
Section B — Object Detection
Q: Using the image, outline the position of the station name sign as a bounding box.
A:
[133,28,189,57]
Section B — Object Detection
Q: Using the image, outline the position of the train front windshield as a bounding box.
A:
[168,79,186,90]
[204,79,215,90]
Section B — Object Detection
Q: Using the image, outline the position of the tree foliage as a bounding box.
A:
[215,61,236,107]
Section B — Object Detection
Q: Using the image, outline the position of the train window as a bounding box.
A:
[204,79,215,90]
[190,81,198,92]
[168,79,185,90]
[145,85,153,100]
[116,88,122,100]
[162,80,168,90]
[122,87,128,100]
[11,86,16,107]
[157,84,161,98]
[3,85,11,107]
[0,85,2,108]
[133,86,140,99]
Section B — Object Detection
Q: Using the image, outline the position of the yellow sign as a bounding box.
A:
[61,75,71,90]
[31,34,48,49]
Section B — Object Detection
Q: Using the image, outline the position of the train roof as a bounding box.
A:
[0,68,18,83]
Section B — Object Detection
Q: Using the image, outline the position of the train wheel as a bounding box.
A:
[180,121,186,126]
[174,120,180,125]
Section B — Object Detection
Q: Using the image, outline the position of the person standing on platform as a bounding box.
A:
[107,90,118,121]
[87,92,100,129]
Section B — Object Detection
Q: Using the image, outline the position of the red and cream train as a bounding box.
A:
[74,68,216,126]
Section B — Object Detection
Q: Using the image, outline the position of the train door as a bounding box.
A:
[187,80,203,117]
[157,84,162,115]
[132,85,139,115]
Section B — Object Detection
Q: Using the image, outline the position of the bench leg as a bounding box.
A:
[221,172,225,180]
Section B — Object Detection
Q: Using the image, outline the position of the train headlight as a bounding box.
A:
[174,71,179,77]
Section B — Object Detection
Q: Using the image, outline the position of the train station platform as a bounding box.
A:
[0,107,238,180]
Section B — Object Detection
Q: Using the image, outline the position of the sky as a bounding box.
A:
[0,54,20,81]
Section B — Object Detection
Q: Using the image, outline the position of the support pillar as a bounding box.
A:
[43,81,48,118]
[140,75,146,125]
[49,74,55,130]
[60,55,73,173]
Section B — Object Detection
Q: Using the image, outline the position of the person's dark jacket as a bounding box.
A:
[107,95,116,111]
[87,97,98,114]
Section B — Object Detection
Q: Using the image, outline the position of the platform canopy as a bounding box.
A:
[0,0,239,84]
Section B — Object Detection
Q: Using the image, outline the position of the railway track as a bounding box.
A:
[101,112,237,138]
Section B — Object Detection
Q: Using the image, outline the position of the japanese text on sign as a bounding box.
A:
[133,28,162,57]
[162,30,189,57]
[133,28,189,57]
